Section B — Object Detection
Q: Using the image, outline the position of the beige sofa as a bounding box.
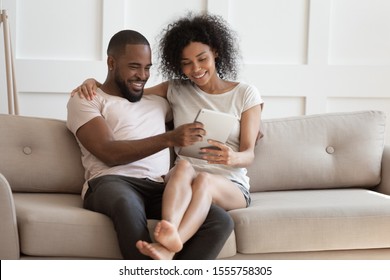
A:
[1,110,390,260]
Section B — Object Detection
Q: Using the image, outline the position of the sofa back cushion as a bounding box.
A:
[248,111,386,192]
[0,114,84,194]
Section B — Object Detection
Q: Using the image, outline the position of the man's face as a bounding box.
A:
[113,44,152,102]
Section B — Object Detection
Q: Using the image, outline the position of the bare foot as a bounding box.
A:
[136,240,174,260]
[154,220,183,253]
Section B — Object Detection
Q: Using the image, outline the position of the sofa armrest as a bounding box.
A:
[0,173,20,259]
[376,145,390,196]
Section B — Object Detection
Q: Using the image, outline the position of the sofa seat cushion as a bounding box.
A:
[13,193,236,259]
[229,189,390,254]
[14,193,122,259]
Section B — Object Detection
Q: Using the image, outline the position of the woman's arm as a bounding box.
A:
[71,79,169,100]
[236,104,262,166]
[144,81,169,99]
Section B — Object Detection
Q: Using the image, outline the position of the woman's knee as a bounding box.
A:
[193,172,212,186]
[192,172,214,195]
[175,159,194,172]
[166,160,195,182]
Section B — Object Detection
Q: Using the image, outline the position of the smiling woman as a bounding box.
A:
[179,42,218,88]
[126,13,264,260]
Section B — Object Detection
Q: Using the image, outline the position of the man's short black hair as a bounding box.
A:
[107,30,150,57]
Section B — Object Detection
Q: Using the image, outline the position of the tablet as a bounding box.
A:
[178,109,237,159]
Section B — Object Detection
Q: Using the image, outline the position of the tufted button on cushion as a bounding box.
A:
[326,146,335,154]
[0,114,85,193]
[23,146,32,155]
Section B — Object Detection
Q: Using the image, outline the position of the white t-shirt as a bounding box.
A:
[67,88,172,198]
[167,80,263,190]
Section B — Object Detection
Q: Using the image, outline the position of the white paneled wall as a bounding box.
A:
[1,0,390,143]
[229,0,309,65]
[329,0,390,65]
[16,0,103,61]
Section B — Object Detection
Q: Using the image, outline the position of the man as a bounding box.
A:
[66,30,233,260]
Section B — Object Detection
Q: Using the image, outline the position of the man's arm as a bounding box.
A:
[76,116,205,167]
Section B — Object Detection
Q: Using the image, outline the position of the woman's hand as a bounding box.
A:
[200,140,238,166]
[71,78,100,100]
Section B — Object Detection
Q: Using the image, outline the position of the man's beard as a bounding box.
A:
[114,72,143,103]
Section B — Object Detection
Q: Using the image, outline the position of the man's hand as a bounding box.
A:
[168,122,206,147]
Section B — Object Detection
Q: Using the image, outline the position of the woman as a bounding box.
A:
[73,13,263,259]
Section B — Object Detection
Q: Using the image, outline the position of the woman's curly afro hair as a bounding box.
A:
[158,12,241,81]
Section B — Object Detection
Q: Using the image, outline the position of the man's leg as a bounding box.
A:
[84,175,163,260]
[174,204,234,260]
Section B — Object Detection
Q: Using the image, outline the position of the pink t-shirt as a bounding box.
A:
[67,88,172,198]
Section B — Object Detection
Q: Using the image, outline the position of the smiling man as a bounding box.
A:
[66,30,233,260]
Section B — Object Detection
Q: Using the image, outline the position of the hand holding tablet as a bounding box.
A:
[178,109,237,159]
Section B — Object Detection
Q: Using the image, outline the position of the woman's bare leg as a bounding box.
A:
[137,162,247,260]
[175,172,247,243]
[137,160,196,259]
[155,170,247,251]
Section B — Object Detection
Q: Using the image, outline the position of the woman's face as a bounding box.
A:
[180,42,218,86]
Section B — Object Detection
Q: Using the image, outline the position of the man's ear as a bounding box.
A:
[107,56,115,71]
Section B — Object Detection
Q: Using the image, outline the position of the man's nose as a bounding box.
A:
[136,69,148,80]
